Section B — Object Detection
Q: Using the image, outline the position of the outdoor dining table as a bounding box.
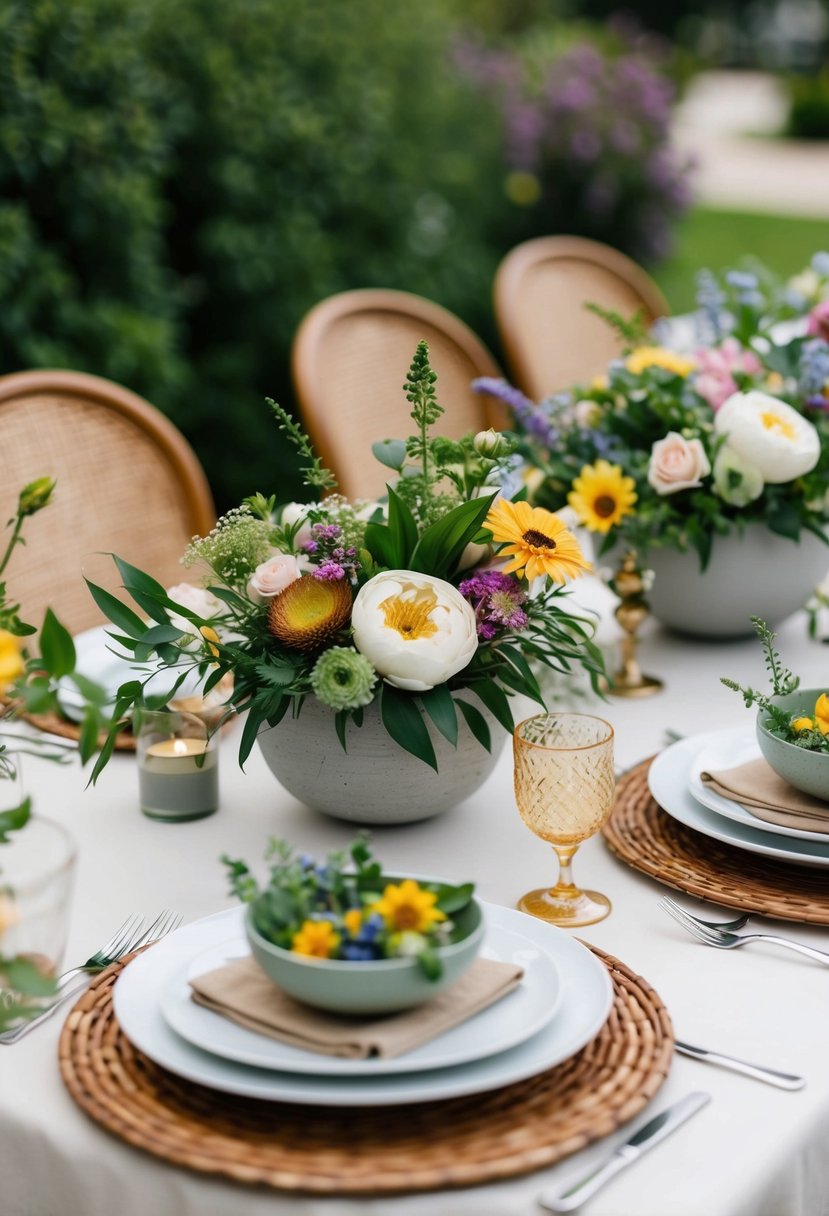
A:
[3,581,829,1216]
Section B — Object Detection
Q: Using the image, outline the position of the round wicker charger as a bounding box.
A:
[59,947,673,1196]
[604,759,829,924]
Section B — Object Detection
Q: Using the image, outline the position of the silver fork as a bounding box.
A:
[659,897,749,933]
[660,898,829,966]
[0,910,182,1044]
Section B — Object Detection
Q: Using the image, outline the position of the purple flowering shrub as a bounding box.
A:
[454,28,694,262]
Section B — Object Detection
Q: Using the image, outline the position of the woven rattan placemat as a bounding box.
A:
[58,946,673,1195]
[604,758,829,925]
[19,708,136,750]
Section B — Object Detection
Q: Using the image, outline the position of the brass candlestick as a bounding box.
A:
[606,550,663,698]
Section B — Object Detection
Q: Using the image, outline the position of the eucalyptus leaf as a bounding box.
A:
[372,438,407,470]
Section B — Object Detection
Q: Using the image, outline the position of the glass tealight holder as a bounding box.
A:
[0,815,77,991]
[136,710,219,822]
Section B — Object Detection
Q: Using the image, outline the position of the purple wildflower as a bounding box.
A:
[459,570,528,640]
[314,560,346,581]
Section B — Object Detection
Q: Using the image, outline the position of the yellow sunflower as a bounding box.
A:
[625,346,695,378]
[291,920,340,958]
[484,499,591,583]
[568,461,637,534]
[371,880,446,934]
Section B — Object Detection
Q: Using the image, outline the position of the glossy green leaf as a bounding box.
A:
[419,684,458,747]
[85,580,148,638]
[38,609,76,679]
[380,684,437,770]
[113,555,168,599]
[410,493,496,578]
[456,699,491,752]
[0,796,31,843]
[386,485,418,566]
[466,680,514,735]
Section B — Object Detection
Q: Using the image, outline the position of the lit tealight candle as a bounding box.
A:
[138,733,219,822]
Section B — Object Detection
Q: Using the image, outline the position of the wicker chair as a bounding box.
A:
[0,370,215,636]
[494,236,669,401]
[291,289,507,500]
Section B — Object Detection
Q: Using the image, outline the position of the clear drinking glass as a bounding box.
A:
[0,815,77,977]
[513,712,615,927]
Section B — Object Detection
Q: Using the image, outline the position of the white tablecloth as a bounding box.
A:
[4,585,829,1216]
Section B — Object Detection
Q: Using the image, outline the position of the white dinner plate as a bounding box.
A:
[159,922,562,1077]
[648,730,829,868]
[57,625,204,721]
[689,730,829,844]
[114,903,613,1106]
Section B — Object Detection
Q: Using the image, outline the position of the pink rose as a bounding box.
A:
[248,552,302,600]
[647,431,711,495]
[807,300,829,343]
[694,338,762,411]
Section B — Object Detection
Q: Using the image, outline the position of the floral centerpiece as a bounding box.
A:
[88,343,602,816]
[224,836,475,979]
[476,253,829,570]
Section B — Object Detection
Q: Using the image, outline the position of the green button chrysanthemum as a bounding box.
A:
[310,646,378,711]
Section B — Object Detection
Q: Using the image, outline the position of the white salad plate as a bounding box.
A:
[114,903,613,1106]
[648,729,829,869]
[57,625,203,721]
[689,730,829,844]
[160,921,562,1077]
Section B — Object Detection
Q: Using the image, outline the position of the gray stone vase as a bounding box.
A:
[641,524,828,639]
[256,693,506,824]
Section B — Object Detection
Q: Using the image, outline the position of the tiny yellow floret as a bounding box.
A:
[291,920,340,958]
[625,346,695,378]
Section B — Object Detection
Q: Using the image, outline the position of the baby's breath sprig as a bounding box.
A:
[267,399,337,495]
[183,507,273,587]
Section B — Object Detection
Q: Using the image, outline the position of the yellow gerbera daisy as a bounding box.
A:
[371,879,446,934]
[625,346,695,378]
[291,920,340,958]
[814,693,829,735]
[568,460,637,534]
[483,499,591,583]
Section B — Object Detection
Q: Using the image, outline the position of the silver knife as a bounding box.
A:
[537,1091,711,1213]
[674,1040,804,1090]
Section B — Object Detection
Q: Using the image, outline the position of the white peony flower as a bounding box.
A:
[247,551,303,601]
[714,391,820,484]
[351,570,478,692]
[647,431,711,495]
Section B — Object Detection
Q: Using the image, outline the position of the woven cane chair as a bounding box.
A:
[0,370,215,636]
[494,236,669,400]
[292,289,507,500]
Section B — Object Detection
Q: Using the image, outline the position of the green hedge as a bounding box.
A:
[0,0,687,510]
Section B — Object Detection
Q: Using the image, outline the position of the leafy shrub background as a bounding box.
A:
[0,0,689,509]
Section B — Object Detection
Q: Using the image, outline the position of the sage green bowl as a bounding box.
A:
[245,895,485,1015]
[756,687,829,801]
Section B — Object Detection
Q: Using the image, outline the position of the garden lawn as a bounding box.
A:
[653,207,829,312]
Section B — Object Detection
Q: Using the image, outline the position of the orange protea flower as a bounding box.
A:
[371,879,446,934]
[568,460,638,534]
[268,574,351,652]
[484,499,591,583]
[625,346,695,378]
[291,920,340,958]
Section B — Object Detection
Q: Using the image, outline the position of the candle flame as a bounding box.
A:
[172,739,189,756]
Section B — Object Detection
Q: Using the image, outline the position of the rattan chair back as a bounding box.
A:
[494,236,669,400]
[0,370,215,635]
[292,289,506,500]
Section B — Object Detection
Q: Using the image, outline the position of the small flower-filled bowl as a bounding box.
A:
[756,687,829,802]
[245,892,485,1015]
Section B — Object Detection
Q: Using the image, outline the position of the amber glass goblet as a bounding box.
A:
[513,713,615,927]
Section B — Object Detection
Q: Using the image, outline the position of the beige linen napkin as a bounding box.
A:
[189,955,524,1059]
[700,757,829,833]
